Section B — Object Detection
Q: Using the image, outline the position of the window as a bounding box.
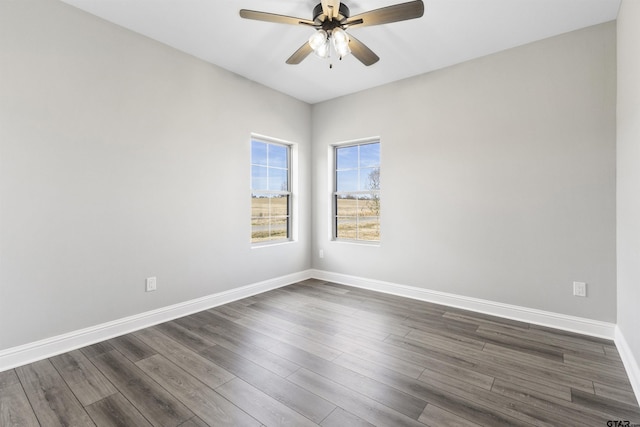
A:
[334,141,380,241]
[251,139,291,244]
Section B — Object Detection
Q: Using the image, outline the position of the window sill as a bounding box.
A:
[331,239,380,247]
[251,240,296,249]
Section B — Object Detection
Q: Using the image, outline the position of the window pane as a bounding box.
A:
[268,168,288,191]
[269,144,288,169]
[336,169,358,192]
[336,145,358,170]
[359,194,380,217]
[251,141,267,166]
[252,165,268,191]
[358,216,380,241]
[333,140,380,242]
[359,143,380,168]
[251,195,270,242]
[336,196,358,216]
[270,218,288,240]
[251,225,270,242]
[359,167,380,191]
[271,195,289,216]
[336,217,357,240]
[251,195,269,218]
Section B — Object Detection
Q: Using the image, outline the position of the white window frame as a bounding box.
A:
[250,135,296,246]
[332,137,381,243]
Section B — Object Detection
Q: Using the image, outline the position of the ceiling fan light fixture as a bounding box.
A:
[314,38,330,58]
[309,30,328,51]
[332,28,351,58]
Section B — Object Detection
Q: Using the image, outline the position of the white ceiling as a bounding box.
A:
[60,0,620,104]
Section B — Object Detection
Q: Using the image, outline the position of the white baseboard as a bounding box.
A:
[0,270,313,372]
[310,269,616,339]
[615,326,640,406]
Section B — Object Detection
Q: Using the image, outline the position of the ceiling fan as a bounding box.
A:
[239,0,424,67]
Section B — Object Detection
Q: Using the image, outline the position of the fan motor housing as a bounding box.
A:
[313,3,350,24]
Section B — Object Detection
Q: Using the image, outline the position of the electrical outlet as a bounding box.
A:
[146,277,157,292]
[319,249,324,259]
[573,281,586,297]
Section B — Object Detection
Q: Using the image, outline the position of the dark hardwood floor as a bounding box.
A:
[1,279,639,426]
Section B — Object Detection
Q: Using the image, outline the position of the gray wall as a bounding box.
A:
[312,22,617,322]
[0,0,312,350]
[617,0,640,374]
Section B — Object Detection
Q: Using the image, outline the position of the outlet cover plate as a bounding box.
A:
[146,277,157,292]
[573,281,586,297]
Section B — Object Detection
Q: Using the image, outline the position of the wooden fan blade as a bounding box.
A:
[286,42,314,64]
[348,34,380,66]
[346,0,424,28]
[239,9,315,26]
[320,0,341,19]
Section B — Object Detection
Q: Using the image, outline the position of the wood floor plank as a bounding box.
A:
[355,331,499,383]
[137,354,260,427]
[470,345,596,393]
[474,364,572,401]
[442,310,531,330]
[571,388,640,422]
[258,299,394,342]
[85,393,153,427]
[195,309,283,350]
[405,325,486,351]
[287,368,426,427]
[418,404,482,427]
[134,327,235,389]
[400,329,487,358]
[92,350,193,426]
[0,382,40,427]
[287,327,425,379]
[594,382,640,406]
[80,341,115,359]
[200,344,336,423]
[177,417,210,427]
[154,321,217,353]
[563,353,629,376]
[477,323,609,356]
[320,407,376,427]
[0,370,19,388]
[173,309,299,377]
[269,341,427,420]
[234,313,343,361]
[335,342,426,379]
[50,349,118,406]
[529,324,613,345]
[227,302,304,334]
[333,352,533,427]
[482,342,630,387]
[16,359,94,426]
[283,285,366,312]
[490,378,611,426]
[198,322,301,377]
[216,377,318,427]
[106,334,157,362]
[604,344,620,357]
[473,327,565,362]
[296,303,413,338]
